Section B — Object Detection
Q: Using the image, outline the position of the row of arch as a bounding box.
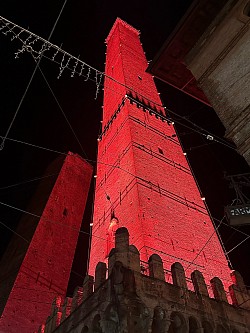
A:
[78,309,248,333]
[167,311,243,333]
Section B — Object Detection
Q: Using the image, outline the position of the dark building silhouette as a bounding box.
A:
[148,0,250,166]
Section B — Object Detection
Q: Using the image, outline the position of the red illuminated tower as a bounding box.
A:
[0,153,92,333]
[89,19,231,288]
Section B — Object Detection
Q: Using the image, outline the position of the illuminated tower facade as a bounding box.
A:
[89,18,231,288]
[0,153,92,333]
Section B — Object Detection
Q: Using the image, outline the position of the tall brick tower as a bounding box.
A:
[0,153,92,333]
[89,18,231,288]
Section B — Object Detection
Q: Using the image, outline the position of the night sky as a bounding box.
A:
[0,0,249,294]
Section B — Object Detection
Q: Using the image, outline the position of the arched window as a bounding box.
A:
[202,320,214,333]
[168,312,187,333]
[92,314,102,333]
[81,326,89,333]
[152,306,167,333]
[189,317,199,333]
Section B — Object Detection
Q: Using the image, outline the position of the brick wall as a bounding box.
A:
[89,18,231,291]
[0,153,92,333]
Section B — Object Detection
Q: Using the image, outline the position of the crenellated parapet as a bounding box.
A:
[36,227,250,333]
[43,296,63,333]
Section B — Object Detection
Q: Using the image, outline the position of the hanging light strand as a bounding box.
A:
[0,15,103,100]
[0,15,236,152]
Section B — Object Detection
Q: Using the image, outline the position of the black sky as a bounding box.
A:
[0,0,249,293]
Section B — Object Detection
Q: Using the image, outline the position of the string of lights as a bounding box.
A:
[0,15,248,298]
[0,0,69,151]
[0,14,238,153]
[0,15,104,98]
[0,13,250,332]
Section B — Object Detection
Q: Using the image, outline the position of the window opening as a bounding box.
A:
[158,147,164,155]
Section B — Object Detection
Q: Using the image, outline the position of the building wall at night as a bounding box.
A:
[0,153,92,333]
[186,0,250,165]
[89,18,231,289]
[38,228,250,333]
[34,18,250,333]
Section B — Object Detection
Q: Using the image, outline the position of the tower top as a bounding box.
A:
[106,17,140,43]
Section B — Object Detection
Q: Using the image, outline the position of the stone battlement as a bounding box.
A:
[36,227,250,333]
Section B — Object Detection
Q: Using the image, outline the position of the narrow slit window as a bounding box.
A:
[158,147,164,155]
[63,208,68,217]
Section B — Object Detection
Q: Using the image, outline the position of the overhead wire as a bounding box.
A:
[34,57,88,158]
[166,107,234,149]
[203,198,233,268]
[0,199,236,285]
[0,133,137,178]
[185,132,250,260]
[128,96,236,152]
[0,143,247,268]
[1,156,249,263]
[166,104,234,269]
[0,166,249,298]
[0,220,29,244]
[0,199,105,241]
[0,130,249,255]
[1,16,249,320]
[1,15,248,285]
[225,235,250,256]
[1,25,237,158]
[0,219,87,287]
[184,216,225,272]
[0,134,68,155]
[0,119,243,264]
[0,213,243,315]
[181,140,233,270]
[0,0,69,151]
[0,173,58,191]
[0,17,237,154]
[214,215,250,240]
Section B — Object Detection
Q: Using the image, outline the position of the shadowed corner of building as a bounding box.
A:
[35,227,250,333]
